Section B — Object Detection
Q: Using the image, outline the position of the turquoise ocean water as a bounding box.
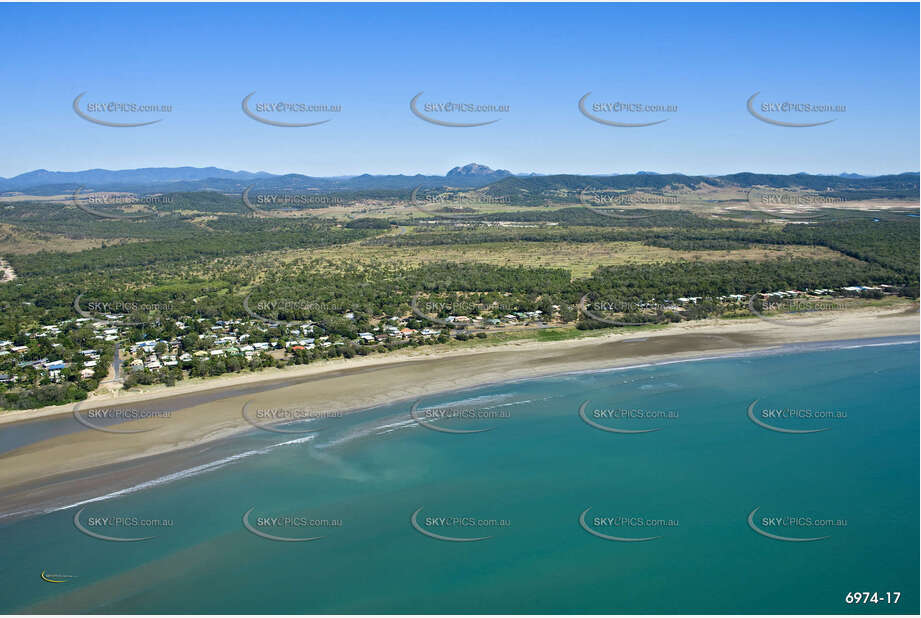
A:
[1,337,918,613]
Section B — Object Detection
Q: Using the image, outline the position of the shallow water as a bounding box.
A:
[2,337,917,613]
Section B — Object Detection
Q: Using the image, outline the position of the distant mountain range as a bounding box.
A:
[482,172,919,201]
[0,164,916,196]
[0,164,516,195]
[0,167,273,193]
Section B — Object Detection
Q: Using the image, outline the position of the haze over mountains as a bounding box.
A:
[0,167,273,192]
[0,164,518,195]
[0,164,916,196]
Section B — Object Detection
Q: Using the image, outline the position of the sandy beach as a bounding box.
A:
[0,306,917,520]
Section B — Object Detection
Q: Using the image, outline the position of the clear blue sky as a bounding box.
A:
[0,2,917,177]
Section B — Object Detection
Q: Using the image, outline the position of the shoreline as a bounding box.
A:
[0,307,917,521]
[4,333,917,525]
[2,303,918,428]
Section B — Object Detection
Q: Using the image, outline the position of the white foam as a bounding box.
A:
[559,337,918,379]
[3,434,315,520]
[374,418,421,431]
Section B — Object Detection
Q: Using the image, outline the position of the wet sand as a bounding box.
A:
[0,307,917,520]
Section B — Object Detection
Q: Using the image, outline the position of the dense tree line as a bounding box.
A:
[1,198,916,346]
[583,258,901,301]
[481,172,919,200]
[5,220,375,278]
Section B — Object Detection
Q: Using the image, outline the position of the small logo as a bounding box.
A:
[41,571,77,584]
